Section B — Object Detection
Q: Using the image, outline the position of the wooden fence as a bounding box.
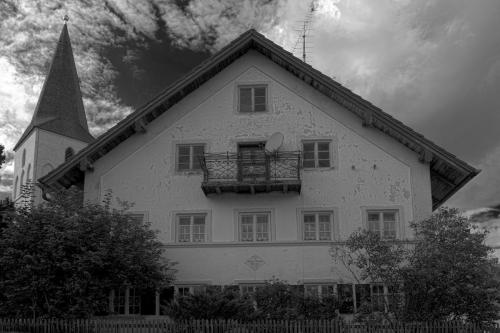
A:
[0,319,499,333]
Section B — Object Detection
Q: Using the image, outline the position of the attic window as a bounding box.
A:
[65,147,75,161]
[238,85,267,112]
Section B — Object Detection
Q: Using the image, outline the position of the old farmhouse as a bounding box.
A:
[12,22,479,316]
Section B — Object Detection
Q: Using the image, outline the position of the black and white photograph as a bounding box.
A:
[0,0,499,331]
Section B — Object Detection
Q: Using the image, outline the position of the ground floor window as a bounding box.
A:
[110,286,168,316]
[304,284,335,298]
[175,285,206,296]
[239,283,265,296]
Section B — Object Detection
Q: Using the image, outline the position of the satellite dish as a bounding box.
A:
[265,132,284,153]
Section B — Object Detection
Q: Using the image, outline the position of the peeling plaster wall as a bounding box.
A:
[84,50,432,285]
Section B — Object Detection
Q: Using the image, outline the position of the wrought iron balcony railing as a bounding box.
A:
[200,151,301,195]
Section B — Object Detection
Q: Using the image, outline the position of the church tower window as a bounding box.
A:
[65,147,75,161]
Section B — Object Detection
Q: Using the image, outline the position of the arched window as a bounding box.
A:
[20,170,25,187]
[41,163,54,177]
[22,149,26,167]
[65,147,75,161]
[14,176,18,199]
[26,164,31,183]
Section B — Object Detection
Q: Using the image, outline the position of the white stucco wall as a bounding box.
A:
[83,50,432,285]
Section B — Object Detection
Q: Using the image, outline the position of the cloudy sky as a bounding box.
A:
[0,0,499,210]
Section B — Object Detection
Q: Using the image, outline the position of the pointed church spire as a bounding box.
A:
[14,20,94,150]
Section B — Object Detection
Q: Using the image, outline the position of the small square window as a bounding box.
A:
[302,141,331,168]
[176,214,207,243]
[366,210,399,239]
[176,144,205,171]
[238,85,267,112]
[302,211,334,241]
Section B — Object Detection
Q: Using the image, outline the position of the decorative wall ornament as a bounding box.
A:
[245,255,265,271]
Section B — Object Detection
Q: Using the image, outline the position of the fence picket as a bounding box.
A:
[0,318,499,333]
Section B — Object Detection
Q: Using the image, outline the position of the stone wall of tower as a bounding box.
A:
[13,129,88,205]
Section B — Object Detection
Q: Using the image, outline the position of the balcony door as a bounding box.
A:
[237,142,268,182]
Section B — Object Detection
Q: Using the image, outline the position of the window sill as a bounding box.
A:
[301,167,335,171]
[174,170,203,176]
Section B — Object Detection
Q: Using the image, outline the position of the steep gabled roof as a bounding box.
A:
[38,29,479,210]
[14,23,94,151]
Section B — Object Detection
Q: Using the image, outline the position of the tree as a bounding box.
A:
[0,144,5,169]
[0,187,174,318]
[331,207,500,325]
[330,230,408,323]
[403,207,500,324]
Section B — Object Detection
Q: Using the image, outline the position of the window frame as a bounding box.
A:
[301,211,335,241]
[175,143,206,173]
[362,207,402,240]
[301,140,333,169]
[172,210,212,243]
[235,209,274,242]
[110,287,141,315]
[126,211,149,224]
[238,283,265,296]
[297,208,338,242]
[237,84,268,113]
[174,284,206,296]
[304,283,336,299]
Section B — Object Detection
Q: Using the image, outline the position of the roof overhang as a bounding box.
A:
[38,29,479,210]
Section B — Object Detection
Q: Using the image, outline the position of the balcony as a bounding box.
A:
[200,151,301,195]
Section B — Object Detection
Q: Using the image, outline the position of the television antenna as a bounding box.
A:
[292,1,317,63]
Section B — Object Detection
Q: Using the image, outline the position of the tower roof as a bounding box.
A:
[14,22,94,151]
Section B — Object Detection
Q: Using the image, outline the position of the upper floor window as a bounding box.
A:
[176,213,207,243]
[22,149,26,167]
[65,147,75,161]
[176,144,205,172]
[367,210,398,239]
[239,212,271,242]
[302,211,334,241]
[302,141,331,168]
[238,85,267,112]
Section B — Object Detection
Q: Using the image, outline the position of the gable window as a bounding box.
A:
[367,210,398,239]
[238,85,267,112]
[22,149,26,167]
[302,141,331,168]
[238,212,271,242]
[176,214,207,243]
[176,144,205,171]
[302,211,334,241]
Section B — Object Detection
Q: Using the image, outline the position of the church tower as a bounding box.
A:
[12,19,94,204]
